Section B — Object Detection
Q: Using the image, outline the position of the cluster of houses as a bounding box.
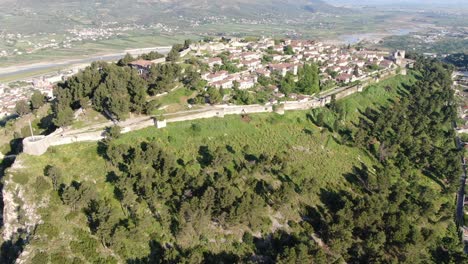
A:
[0,84,30,119]
[123,37,408,106]
[129,37,405,96]
[1,37,408,119]
[0,72,73,119]
[1,23,176,57]
[195,38,404,90]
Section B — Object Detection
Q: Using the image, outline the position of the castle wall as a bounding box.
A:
[22,70,397,156]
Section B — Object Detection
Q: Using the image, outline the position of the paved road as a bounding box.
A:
[0,46,171,80]
[453,90,468,253]
[455,132,466,227]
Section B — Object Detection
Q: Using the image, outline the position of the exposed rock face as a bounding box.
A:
[2,158,42,255]
[2,181,41,241]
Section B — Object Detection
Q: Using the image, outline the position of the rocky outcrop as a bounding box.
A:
[2,158,42,242]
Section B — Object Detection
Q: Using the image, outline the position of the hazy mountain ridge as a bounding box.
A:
[0,0,351,34]
[0,0,349,22]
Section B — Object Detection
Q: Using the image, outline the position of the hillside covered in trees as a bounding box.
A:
[2,58,467,263]
[50,44,324,127]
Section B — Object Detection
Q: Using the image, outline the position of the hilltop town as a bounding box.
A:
[126,37,408,109]
[1,36,411,123]
[0,71,74,119]
[1,0,468,263]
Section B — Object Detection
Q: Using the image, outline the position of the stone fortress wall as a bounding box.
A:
[23,69,396,156]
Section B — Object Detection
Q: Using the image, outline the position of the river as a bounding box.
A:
[0,46,172,80]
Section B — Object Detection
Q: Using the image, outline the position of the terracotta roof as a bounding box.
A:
[130,59,153,68]
[208,57,222,63]
[269,63,295,70]
[337,73,353,81]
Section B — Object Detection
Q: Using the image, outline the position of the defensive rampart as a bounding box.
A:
[23,71,396,156]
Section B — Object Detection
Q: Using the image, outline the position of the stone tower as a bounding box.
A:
[394,50,406,66]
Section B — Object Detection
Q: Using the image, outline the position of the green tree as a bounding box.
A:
[298,64,320,95]
[207,87,222,104]
[117,53,134,66]
[184,39,193,49]
[316,112,325,127]
[45,165,63,191]
[139,51,164,61]
[15,100,31,116]
[127,70,147,113]
[53,104,74,127]
[105,125,122,141]
[30,91,46,110]
[279,73,295,95]
[284,45,294,55]
[86,199,117,247]
[167,45,181,62]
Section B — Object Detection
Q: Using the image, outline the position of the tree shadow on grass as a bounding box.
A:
[225,145,236,154]
[96,141,108,160]
[197,145,213,168]
[38,113,56,135]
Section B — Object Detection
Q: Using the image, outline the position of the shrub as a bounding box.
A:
[50,253,69,264]
[34,176,51,196]
[65,211,79,222]
[31,251,49,264]
[190,123,202,133]
[105,125,122,141]
[12,172,29,185]
[36,223,59,239]
[71,229,100,260]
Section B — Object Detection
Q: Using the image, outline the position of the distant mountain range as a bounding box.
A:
[146,0,350,16]
[0,0,353,34]
[327,0,466,8]
[0,0,349,23]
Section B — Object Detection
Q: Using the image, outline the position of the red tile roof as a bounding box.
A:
[130,59,153,68]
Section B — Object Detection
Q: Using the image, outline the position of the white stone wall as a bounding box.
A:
[22,71,398,156]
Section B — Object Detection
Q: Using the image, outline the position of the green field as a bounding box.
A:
[0,33,197,68]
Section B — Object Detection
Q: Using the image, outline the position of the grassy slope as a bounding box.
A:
[6,73,419,261]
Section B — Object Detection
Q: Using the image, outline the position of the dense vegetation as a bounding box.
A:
[444,53,468,69]
[14,91,46,117]
[91,59,463,262]
[53,60,185,125]
[2,58,466,263]
[53,46,324,126]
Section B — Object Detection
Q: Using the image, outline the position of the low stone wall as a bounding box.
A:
[335,85,363,100]
[223,104,274,115]
[166,109,225,123]
[179,48,191,58]
[49,131,105,146]
[22,71,397,156]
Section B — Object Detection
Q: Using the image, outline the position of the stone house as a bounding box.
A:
[129,59,153,75]
[268,63,298,77]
